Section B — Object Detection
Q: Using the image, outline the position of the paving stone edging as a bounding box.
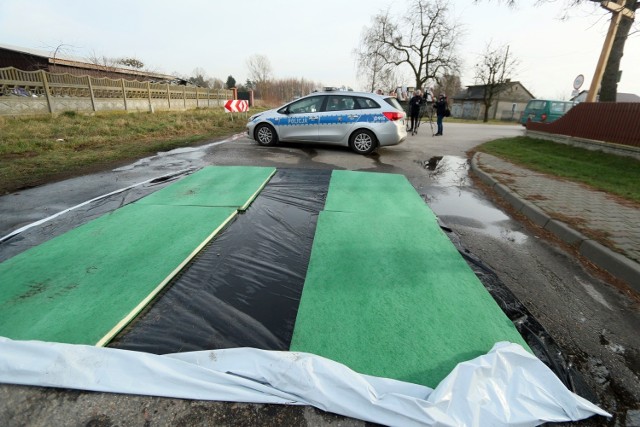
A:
[470,153,640,292]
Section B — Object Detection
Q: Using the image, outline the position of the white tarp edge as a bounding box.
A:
[0,338,609,426]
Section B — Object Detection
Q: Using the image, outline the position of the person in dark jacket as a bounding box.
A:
[408,89,423,134]
[434,94,448,136]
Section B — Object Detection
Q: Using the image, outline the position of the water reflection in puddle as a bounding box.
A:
[419,156,528,245]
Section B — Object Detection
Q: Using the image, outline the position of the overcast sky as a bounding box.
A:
[1,0,638,99]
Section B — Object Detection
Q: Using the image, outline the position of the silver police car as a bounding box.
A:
[246,90,407,155]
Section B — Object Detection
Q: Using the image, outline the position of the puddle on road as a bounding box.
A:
[112,135,242,172]
[419,155,528,245]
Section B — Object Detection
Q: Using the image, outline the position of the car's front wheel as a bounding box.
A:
[255,124,278,146]
[349,129,377,155]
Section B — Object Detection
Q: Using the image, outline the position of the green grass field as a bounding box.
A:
[476,136,640,203]
[0,109,250,194]
[2,111,638,206]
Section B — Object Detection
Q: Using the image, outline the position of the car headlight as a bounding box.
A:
[248,113,262,122]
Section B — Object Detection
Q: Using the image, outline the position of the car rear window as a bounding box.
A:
[355,97,380,109]
[383,97,403,111]
[527,100,546,110]
[550,102,564,113]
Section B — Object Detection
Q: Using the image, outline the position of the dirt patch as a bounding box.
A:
[495,176,517,186]
[524,194,550,202]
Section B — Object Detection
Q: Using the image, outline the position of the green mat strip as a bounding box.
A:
[290,170,528,387]
[136,166,276,210]
[323,170,437,221]
[0,166,275,345]
[95,207,237,347]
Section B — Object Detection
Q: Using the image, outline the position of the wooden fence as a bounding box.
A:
[0,67,234,116]
[526,102,640,149]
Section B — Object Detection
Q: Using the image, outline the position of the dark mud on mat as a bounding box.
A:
[109,168,331,353]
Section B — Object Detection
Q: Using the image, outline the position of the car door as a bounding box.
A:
[317,95,361,144]
[277,96,323,142]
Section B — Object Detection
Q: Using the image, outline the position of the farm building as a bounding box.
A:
[451,81,535,121]
[0,43,180,83]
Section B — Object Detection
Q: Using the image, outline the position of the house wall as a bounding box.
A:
[451,101,482,120]
[452,82,534,121]
[495,100,529,121]
[0,49,48,70]
[48,64,152,81]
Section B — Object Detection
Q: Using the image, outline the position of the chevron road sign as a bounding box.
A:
[224,100,249,113]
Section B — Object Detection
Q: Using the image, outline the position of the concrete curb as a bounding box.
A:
[470,153,640,292]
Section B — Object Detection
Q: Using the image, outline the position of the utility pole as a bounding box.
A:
[586,0,635,102]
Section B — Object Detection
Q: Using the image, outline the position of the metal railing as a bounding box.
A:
[0,67,234,115]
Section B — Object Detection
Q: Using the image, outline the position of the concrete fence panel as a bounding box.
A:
[0,67,234,116]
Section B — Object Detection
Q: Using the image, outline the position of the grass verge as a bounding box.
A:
[0,109,250,194]
[476,136,640,204]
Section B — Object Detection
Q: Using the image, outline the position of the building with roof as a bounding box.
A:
[451,81,535,121]
[571,90,640,103]
[0,43,179,83]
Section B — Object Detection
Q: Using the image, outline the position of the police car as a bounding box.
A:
[246,90,407,155]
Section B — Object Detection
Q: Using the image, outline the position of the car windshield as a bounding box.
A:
[284,96,323,114]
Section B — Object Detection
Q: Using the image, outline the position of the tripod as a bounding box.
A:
[408,102,435,136]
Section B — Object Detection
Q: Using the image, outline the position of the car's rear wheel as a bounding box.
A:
[255,124,278,146]
[349,129,377,155]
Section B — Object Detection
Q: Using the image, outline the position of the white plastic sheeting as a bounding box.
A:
[0,338,609,426]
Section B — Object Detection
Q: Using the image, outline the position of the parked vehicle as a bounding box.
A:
[519,99,574,126]
[246,90,407,155]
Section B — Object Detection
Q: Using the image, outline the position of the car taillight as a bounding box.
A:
[541,113,547,121]
[383,111,405,121]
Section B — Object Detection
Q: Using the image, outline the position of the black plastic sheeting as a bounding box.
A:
[441,223,595,399]
[109,168,331,353]
[0,166,589,398]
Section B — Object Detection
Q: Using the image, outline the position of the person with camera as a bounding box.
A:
[434,94,449,136]
[408,89,424,134]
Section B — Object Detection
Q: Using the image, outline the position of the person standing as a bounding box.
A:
[434,94,448,136]
[408,89,423,134]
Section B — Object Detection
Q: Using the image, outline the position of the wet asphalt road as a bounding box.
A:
[1,122,638,426]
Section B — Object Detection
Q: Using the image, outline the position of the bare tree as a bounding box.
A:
[357,0,461,91]
[355,36,397,92]
[267,77,320,105]
[48,43,75,62]
[246,54,274,99]
[474,43,519,122]
[86,51,121,72]
[433,73,462,100]
[39,43,77,72]
[476,0,637,102]
[188,67,209,87]
[246,54,273,83]
[207,77,224,89]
